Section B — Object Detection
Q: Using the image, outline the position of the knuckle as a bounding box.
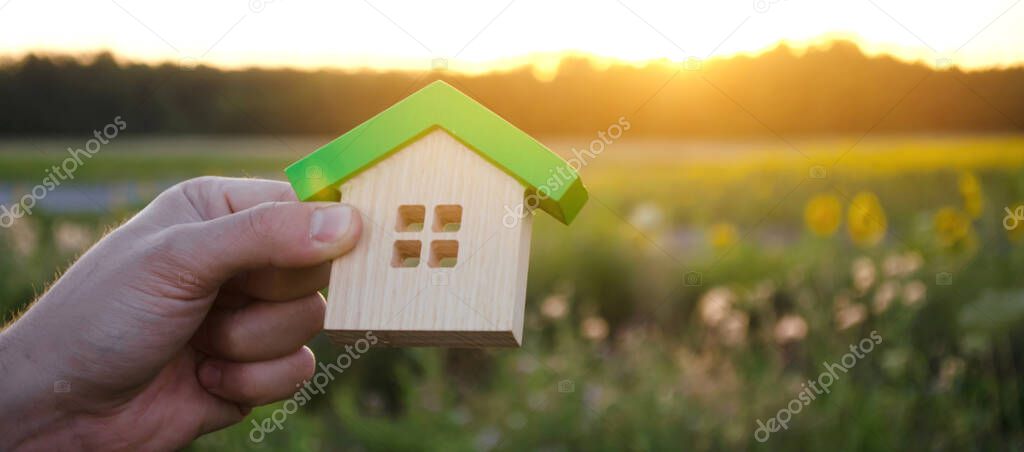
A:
[260,272,290,301]
[231,372,262,403]
[179,176,220,201]
[215,317,253,359]
[167,176,223,217]
[181,175,224,190]
[244,202,290,240]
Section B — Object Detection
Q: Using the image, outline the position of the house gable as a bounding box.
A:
[285,80,587,224]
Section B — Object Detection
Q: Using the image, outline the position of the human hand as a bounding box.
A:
[0,176,361,450]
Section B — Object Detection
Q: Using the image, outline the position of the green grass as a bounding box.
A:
[3,135,1024,451]
[0,151,287,182]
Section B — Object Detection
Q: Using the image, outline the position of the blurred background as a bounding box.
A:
[3,0,1024,450]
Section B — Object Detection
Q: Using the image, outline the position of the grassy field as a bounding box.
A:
[2,134,1024,450]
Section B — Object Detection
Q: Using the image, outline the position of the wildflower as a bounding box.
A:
[902,280,926,306]
[934,206,973,248]
[540,294,569,320]
[882,252,921,277]
[699,287,735,327]
[773,314,808,344]
[581,316,609,341]
[719,311,748,346]
[835,304,867,330]
[873,280,899,314]
[963,192,983,220]
[847,192,887,247]
[958,172,984,218]
[851,256,876,293]
[882,253,901,277]
[803,193,842,237]
[708,222,738,250]
[834,298,867,330]
[628,201,664,231]
[958,171,981,194]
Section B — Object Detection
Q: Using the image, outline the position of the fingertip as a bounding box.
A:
[308,204,362,253]
[297,345,317,381]
[311,292,327,324]
[202,347,319,406]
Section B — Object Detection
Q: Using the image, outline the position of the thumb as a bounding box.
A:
[169,202,362,288]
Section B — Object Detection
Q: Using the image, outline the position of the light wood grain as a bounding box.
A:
[325,128,532,347]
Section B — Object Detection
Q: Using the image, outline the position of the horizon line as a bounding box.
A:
[3,36,1023,78]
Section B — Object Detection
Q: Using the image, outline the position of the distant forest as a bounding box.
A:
[2,41,1023,137]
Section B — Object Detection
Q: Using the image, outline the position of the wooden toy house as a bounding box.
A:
[286,81,587,347]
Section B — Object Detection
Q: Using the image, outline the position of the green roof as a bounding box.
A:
[285,80,587,225]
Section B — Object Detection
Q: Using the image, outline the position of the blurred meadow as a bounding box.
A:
[3,132,1024,450]
[7,0,1024,447]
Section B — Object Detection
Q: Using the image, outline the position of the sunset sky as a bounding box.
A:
[1,0,1022,72]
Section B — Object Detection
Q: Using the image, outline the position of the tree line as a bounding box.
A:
[1,41,1022,137]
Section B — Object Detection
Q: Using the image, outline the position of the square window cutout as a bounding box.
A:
[391,240,422,268]
[433,205,462,232]
[396,205,425,232]
[429,240,459,268]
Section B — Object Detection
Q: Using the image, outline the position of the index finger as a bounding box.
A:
[179,176,300,220]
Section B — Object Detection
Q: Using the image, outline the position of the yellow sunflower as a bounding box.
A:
[708,222,738,250]
[934,206,975,249]
[847,192,887,247]
[958,172,984,219]
[804,193,842,237]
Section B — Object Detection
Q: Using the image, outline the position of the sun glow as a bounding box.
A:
[0,0,1021,72]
